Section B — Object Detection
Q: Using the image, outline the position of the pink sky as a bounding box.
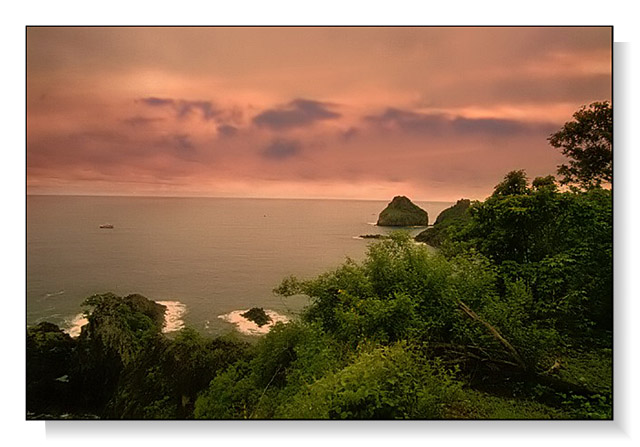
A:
[26,26,611,201]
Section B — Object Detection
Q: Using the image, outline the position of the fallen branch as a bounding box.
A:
[457,300,527,371]
[431,342,522,369]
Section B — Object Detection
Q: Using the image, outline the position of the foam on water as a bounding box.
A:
[63,300,187,337]
[157,301,187,333]
[44,290,65,298]
[218,309,289,336]
[65,313,89,338]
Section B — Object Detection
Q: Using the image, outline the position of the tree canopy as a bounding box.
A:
[492,170,529,197]
[548,101,612,189]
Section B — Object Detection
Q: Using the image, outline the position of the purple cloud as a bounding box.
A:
[139,97,222,121]
[140,97,175,107]
[366,107,555,137]
[217,124,238,137]
[342,127,359,141]
[262,139,302,160]
[172,134,195,152]
[122,116,165,127]
[365,108,448,134]
[253,98,341,130]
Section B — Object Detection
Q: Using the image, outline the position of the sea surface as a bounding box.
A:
[27,196,452,337]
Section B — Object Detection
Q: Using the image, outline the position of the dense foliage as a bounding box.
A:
[548,101,612,189]
[415,199,473,247]
[27,103,612,420]
[449,175,613,337]
[26,293,249,419]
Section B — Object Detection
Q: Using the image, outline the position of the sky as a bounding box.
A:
[26,26,612,201]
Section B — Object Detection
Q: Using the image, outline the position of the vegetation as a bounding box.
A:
[415,199,473,247]
[548,101,612,190]
[26,293,249,419]
[434,199,472,225]
[26,322,77,415]
[26,102,612,419]
[377,195,429,226]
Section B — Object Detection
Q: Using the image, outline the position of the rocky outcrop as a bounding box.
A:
[415,199,472,246]
[434,199,471,225]
[377,196,428,226]
[241,307,272,327]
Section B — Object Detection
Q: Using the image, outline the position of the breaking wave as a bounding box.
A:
[218,309,289,336]
[64,313,89,338]
[156,300,187,333]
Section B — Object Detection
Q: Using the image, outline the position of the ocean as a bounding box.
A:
[26,195,452,337]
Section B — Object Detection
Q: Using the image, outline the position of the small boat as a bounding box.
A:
[99,224,114,229]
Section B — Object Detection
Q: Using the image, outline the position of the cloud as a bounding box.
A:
[139,97,222,121]
[122,116,165,127]
[172,134,195,152]
[140,97,175,107]
[26,28,610,199]
[342,127,359,141]
[451,117,552,136]
[365,107,554,137]
[262,139,302,160]
[365,108,448,134]
[217,124,238,137]
[253,99,341,130]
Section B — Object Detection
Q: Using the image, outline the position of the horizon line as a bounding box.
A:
[25,192,460,203]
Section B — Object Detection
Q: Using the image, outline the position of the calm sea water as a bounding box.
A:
[27,196,452,336]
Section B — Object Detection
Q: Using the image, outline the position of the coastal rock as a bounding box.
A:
[359,234,388,239]
[434,199,472,225]
[219,309,288,335]
[241,307,272,327]
[415,199,472,246]
[377,196,428,226]
[414,227,441,246]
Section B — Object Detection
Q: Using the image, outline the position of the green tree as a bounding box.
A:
[71,293,167,413]
[492,170,529,197]
[460,184,612,337]
[548,101,612,189]
[532,175,558,192]
[109,328,249,419]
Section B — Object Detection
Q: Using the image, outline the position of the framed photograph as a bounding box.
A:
[26,26,612,421]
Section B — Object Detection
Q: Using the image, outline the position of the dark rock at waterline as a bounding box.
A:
[241,307,272,327]
[377,196,428,227]
[359,234,388,239]
[413,227,441,246]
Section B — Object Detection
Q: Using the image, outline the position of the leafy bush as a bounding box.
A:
[278,343,461,419]
[194,321,346,419]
